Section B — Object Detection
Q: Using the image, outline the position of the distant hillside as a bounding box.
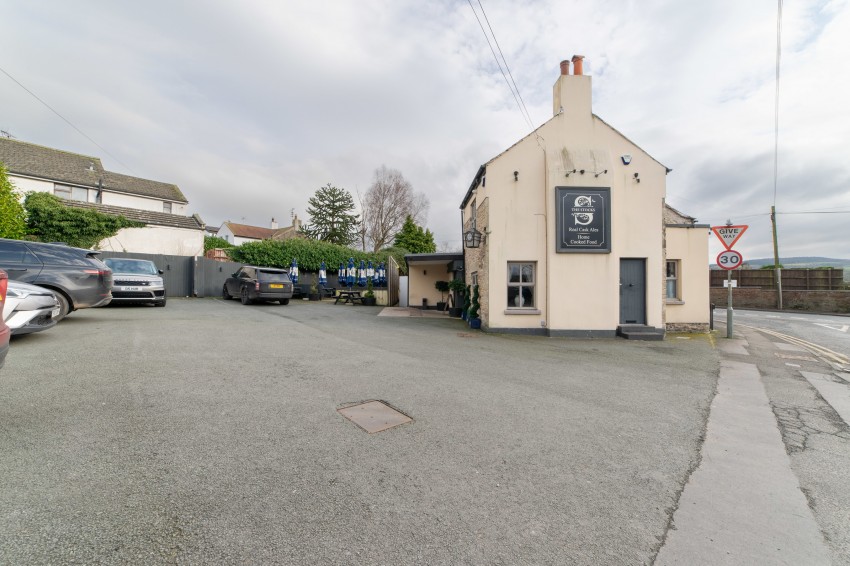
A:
[743,257,850,269]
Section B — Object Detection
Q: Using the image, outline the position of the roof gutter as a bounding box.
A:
[460,165,486,210]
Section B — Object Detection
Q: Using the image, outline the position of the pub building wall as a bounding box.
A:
[476,72,666,334]
[665,224,710,329]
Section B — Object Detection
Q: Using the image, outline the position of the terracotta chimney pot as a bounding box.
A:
[560,60,570,76]
[571,55,585,76]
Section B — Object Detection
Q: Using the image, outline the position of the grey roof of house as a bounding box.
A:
[0,138,187,203]
[664,203,698,225]
[62,201,205,231]
[102,170,187,202]
[0,137,104,187]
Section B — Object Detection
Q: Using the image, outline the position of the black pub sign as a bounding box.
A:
[555,187,611,253]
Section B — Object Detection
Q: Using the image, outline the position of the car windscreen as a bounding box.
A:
[257,270,290,282]
[105,259,158,275]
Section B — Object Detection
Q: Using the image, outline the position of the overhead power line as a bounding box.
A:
[466,0,535,131]
[0,65,136,174]
[779,210,850,215]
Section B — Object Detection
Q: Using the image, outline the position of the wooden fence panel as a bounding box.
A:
[710,268,844,290]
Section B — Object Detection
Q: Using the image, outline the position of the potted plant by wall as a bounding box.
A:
[308,273,321,301]
[448,279,466,317]
[435,280,449,311]
[468,284,481,329]
[462,284,471,320]
[362,278,377,306]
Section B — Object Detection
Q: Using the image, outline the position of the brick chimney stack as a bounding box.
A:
[553,55,592,118]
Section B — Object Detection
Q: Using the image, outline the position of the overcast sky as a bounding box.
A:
[2,0,848,260]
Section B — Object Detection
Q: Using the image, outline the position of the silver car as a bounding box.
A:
[5,280,61,335]
[103,258,166,307]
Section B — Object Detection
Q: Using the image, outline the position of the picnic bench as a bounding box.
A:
[334,290,364,305]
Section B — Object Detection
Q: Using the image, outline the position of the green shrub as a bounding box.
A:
[468,284,480,320]
[24,192,143,248]
[204,235,233,253]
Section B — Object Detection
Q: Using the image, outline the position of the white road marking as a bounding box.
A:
[813,323,849,333]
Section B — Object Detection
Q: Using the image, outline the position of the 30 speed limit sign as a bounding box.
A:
[716,250,743,270]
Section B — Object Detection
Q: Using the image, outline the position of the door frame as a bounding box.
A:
[619,258,647,324]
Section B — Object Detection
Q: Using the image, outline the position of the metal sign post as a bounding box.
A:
[716,248,743,339]
[727,270,733,338]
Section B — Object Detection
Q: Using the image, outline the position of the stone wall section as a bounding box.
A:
[462,198,490,325]
[710,289,850,313]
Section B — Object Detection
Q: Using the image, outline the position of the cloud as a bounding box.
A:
[1,0,847,258]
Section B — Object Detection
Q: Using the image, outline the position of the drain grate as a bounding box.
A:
[338,401,412,433]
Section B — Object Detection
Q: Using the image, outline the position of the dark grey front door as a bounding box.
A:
[619,258,646,324]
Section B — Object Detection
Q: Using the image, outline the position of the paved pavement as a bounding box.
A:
[658,326,850,565]
[1,299,848,564]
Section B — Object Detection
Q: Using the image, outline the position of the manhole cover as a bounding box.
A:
[338,401,412,433]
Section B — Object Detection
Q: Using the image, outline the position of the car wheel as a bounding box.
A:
[52,291,71,323]
[222,284,231,299]
[279,298,290,305]
[155,298,167,307]
[240,286,252,305]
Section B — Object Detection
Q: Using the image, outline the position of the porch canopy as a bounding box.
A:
[404,252,464,309]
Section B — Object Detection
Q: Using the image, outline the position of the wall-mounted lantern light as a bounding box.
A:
[463,228,483,248]
[513,170,519,182]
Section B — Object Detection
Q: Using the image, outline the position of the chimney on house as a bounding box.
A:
[292,214,302,231]
[271,217,279,229]
[571,55,584,76]
[553,54,592,118]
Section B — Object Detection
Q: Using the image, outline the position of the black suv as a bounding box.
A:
[0,239,113,322]
[223,266,294,305]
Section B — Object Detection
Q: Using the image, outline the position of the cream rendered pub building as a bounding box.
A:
[460,56,709,337]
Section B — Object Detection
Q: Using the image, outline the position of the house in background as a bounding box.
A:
[0,138,205,256]
[458,56,709,337]
[217,216,303,245]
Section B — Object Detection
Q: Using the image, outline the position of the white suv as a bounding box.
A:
[103,258,166,307]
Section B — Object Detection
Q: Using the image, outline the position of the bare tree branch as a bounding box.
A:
[362,165,430,252]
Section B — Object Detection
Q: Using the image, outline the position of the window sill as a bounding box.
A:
[504,308,541,315]
[666,299,685,305]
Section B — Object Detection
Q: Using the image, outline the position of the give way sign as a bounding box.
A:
[711,225,748,250]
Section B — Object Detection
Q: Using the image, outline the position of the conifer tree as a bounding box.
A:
[302,183,359,246]
[393,215,436,254]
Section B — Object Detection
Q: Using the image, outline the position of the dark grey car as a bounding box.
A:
[0,238,113,322]
[223,266,294,305]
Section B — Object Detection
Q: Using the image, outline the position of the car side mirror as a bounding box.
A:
[158,269,164,275]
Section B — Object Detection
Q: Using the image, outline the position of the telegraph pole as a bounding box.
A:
[770,206,783,309]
